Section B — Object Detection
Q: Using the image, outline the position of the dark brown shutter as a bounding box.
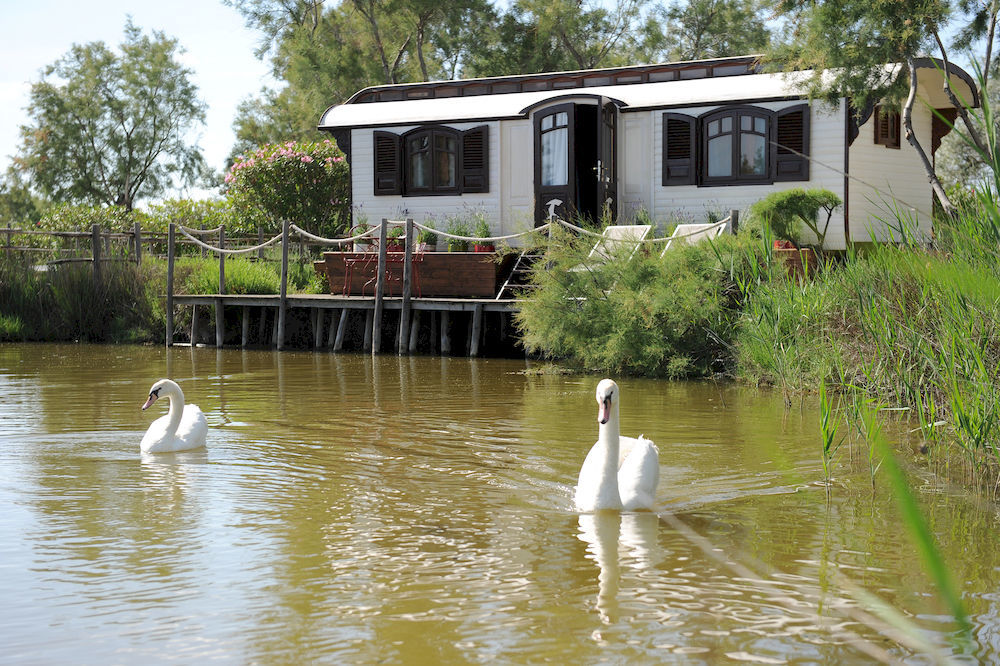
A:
[461,125,489,193]
[874,105,900,149]
[774,104,810,182]
[373,130,402,195]
[662,113,696,185]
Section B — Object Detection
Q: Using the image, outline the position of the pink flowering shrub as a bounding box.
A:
[225,139,350,237]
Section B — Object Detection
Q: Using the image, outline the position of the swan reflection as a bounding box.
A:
[577,511,662,623]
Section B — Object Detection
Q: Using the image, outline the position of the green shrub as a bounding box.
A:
[749,188,841,249]
[182,257,280,295]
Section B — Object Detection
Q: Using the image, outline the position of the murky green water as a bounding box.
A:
[1,343,998,664]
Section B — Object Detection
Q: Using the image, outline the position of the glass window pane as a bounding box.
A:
[437,149,456,187]
[435,134,456,152]
[410,149,430,188]
[556,111,568,126]
[741,115,751,131]
[541,126,568,186]
[708,119,719,137]
[755,116,767,134]
[740,134,767,176]
[707,135,732,177]
[721,116,732,132]
[542,115,553,131]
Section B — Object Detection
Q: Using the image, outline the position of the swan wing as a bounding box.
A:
[617,436,659,511]
[140,413,172,453]
[173,404,208,451]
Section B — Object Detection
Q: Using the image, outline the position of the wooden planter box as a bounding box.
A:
[773,247,818,278]
[320,251,509,298]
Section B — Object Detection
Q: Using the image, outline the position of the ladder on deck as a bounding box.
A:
[496,250,541,300]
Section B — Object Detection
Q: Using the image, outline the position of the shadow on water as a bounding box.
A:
[0,344,998,663]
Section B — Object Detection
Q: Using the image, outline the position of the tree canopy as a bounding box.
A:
[227,0,778,153]
[13,21,207,211]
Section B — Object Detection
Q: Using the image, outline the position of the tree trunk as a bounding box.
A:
[903,56,955,218]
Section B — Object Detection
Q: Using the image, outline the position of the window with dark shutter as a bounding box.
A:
[662,113,696,186]
[774,104,810,181]
[373,131,402,195]
[874,105,900,149]
[461,125,489,193]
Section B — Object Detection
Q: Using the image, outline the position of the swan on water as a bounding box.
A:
[575,379,659,512]
[140,379,207,453]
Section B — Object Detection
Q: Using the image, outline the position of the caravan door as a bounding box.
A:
[533,103,576,225]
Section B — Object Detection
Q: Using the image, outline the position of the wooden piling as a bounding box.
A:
[372,219,388,355]
[191,304,199,346]
[327,310,338,348]
[398,218,414,355]
[334,309,349,351]
[408,310,420,352]
[470,304,483,357]
[440,311,451,355]
[166,223,175,347]
[364,309,374,351]
[277,219,289,350]
[215,228,225,348]
[242,306,250,347]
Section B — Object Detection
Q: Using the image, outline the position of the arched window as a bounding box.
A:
[405,127,459,194]
[702,106,771,185]
[373,125,489,196]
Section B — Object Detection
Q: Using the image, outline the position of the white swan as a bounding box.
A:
[140,379,207,453]
[575,379,659,512]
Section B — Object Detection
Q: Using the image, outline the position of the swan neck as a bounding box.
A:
[164,386,184,434]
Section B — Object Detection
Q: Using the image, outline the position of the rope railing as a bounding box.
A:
[409,220,552,243]
[177,225,283,255]
[289,223,380,245]
[181,224,225,236]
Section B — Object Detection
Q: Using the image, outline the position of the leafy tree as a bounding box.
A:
[0,172,45,225]
[637,0,772,62]
[771,0,1000,216]
[13,21,207,211]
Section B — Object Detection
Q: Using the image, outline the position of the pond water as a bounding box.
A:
[1,343,998,664]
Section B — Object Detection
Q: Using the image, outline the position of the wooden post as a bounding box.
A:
[408,310,421,352]
[313,308,323,348]
[200,225,207,258]
[334,309,349,351]
[398,218,414,355]
[216,227,225,348]
[257,227,265,260]
[327,310,338,348]
[271,307,279,344]
[729,208,739,234]
[166,223,175,347]
[470,304,483,357]
[277,219,289,350]
[440,311,451,355]
[191,304,199,346]
[4,224,11,259]
[363,309,374,351]
[133,221,142,265]
[372,218,388,355]
[242,306,250,347]
[91,224,102,288]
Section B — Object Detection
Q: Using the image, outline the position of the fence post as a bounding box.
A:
[372,218,388,355]
[257,227,264,260]
[276,219,289,351]
[4,224,10,259]
[398,218,414,355]
[166,223,175,347]
[729,209,739,234]
[91,224,102,287]
[133,221,142,265]
[216,227,226,348]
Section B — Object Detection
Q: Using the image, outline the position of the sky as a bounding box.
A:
[0,0,280,201]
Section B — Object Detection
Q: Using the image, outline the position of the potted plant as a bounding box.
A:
[750,188,841,278]
[446,219,469,252]
[386,225,404,251]
[350,222,373,252]
[417,223,438,252]
[472,218,494,253]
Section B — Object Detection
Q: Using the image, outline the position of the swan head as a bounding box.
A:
[142,379,180,411]
[596,379,619,425]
